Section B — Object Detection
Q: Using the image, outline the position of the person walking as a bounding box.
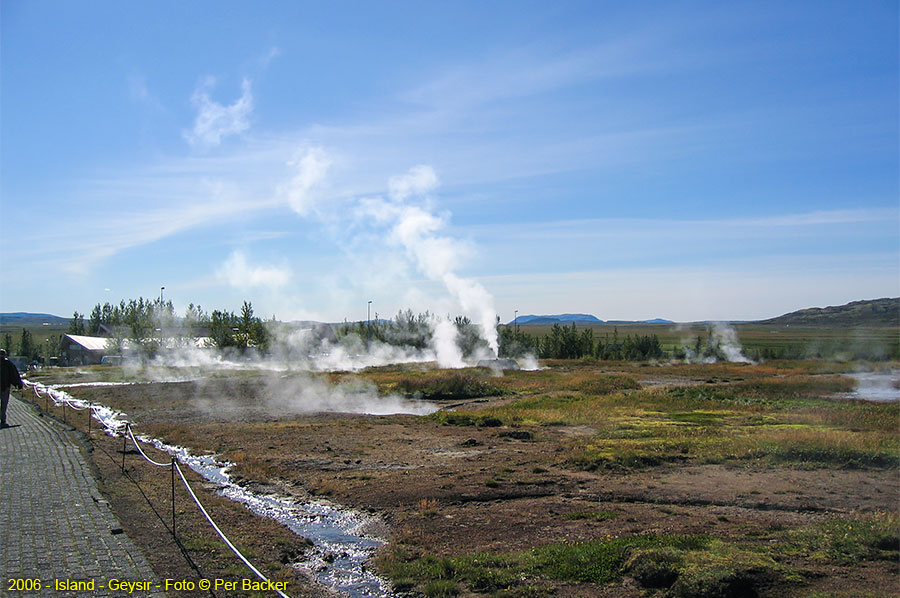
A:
[1,348,24,428]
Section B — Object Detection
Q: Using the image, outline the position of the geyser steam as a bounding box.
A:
[361,165,499,357]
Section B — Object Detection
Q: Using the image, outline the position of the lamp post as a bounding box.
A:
[159,287,166,344]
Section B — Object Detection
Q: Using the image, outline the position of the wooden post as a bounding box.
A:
[171,458,177,540]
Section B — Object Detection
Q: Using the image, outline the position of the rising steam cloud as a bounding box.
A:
[676,323,752,363]
[276,152,500,361]
[364,165,499,357]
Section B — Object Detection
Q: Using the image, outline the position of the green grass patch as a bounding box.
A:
[567,374,641,395]
[395,373,503,400]
[380,516,897,596]
[784,512,899,564]
[431,412,508,427]
[565,511,619,521]
[379,534,711,595]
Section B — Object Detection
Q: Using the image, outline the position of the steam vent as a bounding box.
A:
[476,358,520,370]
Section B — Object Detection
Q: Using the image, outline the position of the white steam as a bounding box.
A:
[676,323,752,364]
[432,319,466,368]
[134,347,438,416]
[710,323,751,363]
[361,166,499,356]
[263,375,436,416]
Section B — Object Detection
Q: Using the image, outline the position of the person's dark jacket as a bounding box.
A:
[1,358,23,390]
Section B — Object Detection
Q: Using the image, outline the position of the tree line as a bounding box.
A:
[71,298,269,359]
[2,329,60,365]
[335,309,491,358]
[498,323,666,361]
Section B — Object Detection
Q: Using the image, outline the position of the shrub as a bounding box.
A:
[424,580,459,598]
[397,374,500,400]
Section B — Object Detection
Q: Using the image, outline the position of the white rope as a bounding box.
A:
[23,380,292,596]
[26,381,101,415]
[126,425,173,468]
[175,463,291,598]
[65,400,92,411]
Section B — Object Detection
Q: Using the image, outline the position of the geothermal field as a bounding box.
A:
[20,338,900,598]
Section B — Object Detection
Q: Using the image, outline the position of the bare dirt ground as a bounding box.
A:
[31,364,900,598]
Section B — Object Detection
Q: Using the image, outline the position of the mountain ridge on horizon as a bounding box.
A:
[3,298,896,329]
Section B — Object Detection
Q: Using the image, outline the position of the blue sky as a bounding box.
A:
[1,0,897,323]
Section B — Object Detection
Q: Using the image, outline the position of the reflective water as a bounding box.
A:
[841,371,900,403]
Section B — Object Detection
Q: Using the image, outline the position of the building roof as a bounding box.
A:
[65,334,110,351]
[64,334,210,352]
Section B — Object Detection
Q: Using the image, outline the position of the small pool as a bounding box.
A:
[841,371,900,402]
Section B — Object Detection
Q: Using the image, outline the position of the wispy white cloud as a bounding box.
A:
[259,46,281,67]
[217,250,292,290]
[185,77,253,148]
[128,73,164,111]
[278,147,333,216]
[388,165,439,201]
[31,181,282,274]
[462,207,899,242]
[400,35,667,112]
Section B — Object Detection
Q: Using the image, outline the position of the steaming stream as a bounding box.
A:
[32,382,395,598]
[840,371,900,402]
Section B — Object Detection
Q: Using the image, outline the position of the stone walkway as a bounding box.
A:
[1,394,166,596]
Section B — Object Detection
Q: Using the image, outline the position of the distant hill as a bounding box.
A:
[509,314,674,325]
[758,298,899,327]
[510,314,602,325]
[607,318,675,324]
[0,312,69,326]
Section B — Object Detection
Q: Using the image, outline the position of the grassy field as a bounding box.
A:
[514,322,899,360]
[0,323,68,347]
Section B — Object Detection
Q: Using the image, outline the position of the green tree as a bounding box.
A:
[454,315,489,357]
[88,304,102,335]
[68,311,85,335]
[178,303,207,347]
[208,309,238,349]
[237,301,269,352]
[498,325,536,357]
[19,328,34,360]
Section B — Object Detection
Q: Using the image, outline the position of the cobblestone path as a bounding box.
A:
[1,394,166,597]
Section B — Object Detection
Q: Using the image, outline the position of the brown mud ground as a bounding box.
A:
[24,362,900,598]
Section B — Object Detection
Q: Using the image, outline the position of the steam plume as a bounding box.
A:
[362,166,499,356]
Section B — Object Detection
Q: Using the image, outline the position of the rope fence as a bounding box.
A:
[21,380,292,598]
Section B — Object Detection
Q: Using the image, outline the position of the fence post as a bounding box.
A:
[171,458,177,541]
[121,425,127,473]
[87,406,92,435]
